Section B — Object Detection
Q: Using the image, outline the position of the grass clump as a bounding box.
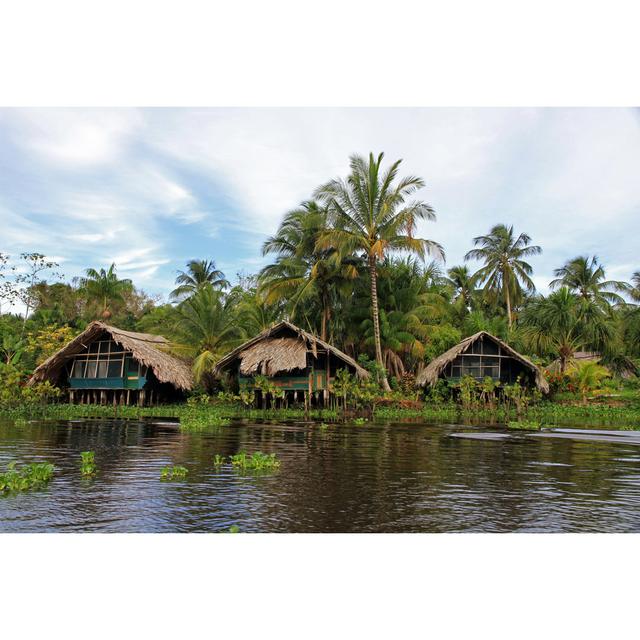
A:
[507,420,542,431]
[160,465,189,481]
[0,461,55,494]
[79,451,97,476]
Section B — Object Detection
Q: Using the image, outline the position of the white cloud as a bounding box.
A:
[2,108,141,166]
[1,107,639,300]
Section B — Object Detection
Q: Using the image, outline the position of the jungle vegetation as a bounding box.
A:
[1,152,639,408]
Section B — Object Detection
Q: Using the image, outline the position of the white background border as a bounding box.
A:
[2,1,639,637]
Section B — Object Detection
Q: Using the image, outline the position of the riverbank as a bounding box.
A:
[2,396,640,429]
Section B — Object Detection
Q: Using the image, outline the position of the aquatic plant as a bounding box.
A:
[227,525,240,533]
[230,451,281,471]
[0,461,54,494]
[353,417,367,425]
[160,465,189,480]
[79,450,97,476]
[212,454,226,466]
[507,420,542,431]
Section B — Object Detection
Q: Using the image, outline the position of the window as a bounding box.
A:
[107,360,122,377]
[86,361,98,378]
[72,360,86,378]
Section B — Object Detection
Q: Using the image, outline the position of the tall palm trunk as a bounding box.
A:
[320,292,329,342]
[505,285,512,329]
[368,255,391,391]
[502,266,513,329]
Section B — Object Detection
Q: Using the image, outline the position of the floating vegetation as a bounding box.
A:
[212,454,226,467]
[229,451,281,471]
[0,461,55,494]
[180,411,228,431]
[79,451,97,476]
[508,420,543,431]
[160,465,189,481]
[227,525,240,533]
[353,417,367,425]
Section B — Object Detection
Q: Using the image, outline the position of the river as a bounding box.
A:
[1,417,639,532]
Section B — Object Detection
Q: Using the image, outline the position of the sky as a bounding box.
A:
[0,107,638,302]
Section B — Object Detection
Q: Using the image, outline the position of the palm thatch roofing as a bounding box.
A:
[415,331,549,393]
[29,321,193,390]
[213,320,369,379]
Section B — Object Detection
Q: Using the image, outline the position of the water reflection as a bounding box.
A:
[1,418,639,532]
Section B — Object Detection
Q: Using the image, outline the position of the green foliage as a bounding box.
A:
[0,461,55,494]
[0,363,62,409]
[80,451,97,476]
[253,375,285,400]
[160,465,189,481]
[25,325,78,365]
[568,361,610,404]
[229,451,281,471]
[507,420,542,430]
[458,375,479,409]
[427,378,452,404]
[212,454,226,467]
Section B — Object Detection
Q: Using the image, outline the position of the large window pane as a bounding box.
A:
[72,360,86,378]
[107,360,122,377]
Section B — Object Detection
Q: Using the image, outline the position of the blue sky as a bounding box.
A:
[0,107,638,301]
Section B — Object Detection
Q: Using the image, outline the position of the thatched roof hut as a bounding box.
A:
[29,321,193,400]
[214,321,368,392]
[416,331,549,393]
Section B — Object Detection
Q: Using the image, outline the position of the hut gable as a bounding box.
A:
[214,320,368,380]
[416,331,549,393]
[29,321,193,391]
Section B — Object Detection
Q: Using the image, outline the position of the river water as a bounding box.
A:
[1,417,639,532]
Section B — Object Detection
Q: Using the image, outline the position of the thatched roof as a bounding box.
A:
[213,320,369,379]
[29,321,193,391]
[416,331,549,393]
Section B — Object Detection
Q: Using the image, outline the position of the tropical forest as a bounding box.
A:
[1,153,639,424]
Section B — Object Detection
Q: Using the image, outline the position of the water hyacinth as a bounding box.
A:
[229,451,281,471]
[0,461,55,494]
[80,451,98,476]
[160,465,189,481]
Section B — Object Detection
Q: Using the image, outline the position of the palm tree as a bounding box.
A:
[446,265,476,309]
[630,271,640,302]
[569,361,610,405]
[260,201,358,341]
[227,282,285,337]
[170,285,243,390]
[314,152,443,390]
[79,263,133,319]
[520,287,612,373]
[170,259,229,301]
[550,255,628,308]
[465,224,541,329]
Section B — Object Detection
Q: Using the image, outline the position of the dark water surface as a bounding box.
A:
[1,417,640,532]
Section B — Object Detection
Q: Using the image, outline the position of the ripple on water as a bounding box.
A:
[1,419,640,532]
